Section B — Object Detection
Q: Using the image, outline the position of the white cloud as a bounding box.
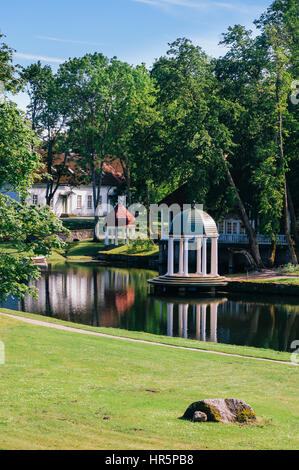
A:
[14,52,65,64]
[132,0,261,14]
[36,35,103,46]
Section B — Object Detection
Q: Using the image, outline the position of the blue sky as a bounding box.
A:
[2,0,271,109]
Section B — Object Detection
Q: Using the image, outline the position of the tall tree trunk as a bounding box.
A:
[287,183,299,245]
[221,153,263,268]
[276,75,297,265]
[146,180,151,239]
[45,140,53,206]
[268,235,277,267]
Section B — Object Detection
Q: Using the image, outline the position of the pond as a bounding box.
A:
[3,264,299,352]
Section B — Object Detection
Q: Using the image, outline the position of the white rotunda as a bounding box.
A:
[148,207,227,292]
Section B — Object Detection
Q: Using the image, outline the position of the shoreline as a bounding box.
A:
[0,307,294,363]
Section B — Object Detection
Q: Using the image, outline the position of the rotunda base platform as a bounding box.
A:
[148,274,228,296]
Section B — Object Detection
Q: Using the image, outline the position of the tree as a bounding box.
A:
[151,39,262,260]
[254,0,298,264]
[0,35,67,301]
[21,62,70,206]
[109,64,160,207]
[215,25,279,267]
[0,32,20,93]
[58,53,155,239]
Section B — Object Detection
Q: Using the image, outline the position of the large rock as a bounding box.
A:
[182,399,257,423]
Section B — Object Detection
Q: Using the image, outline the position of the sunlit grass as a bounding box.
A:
[0,315,298,450]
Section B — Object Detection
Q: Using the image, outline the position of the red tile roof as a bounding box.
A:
[35,152,124,187]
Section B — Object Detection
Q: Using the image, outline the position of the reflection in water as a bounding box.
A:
[3,264,299,352]
[165,299,226,342]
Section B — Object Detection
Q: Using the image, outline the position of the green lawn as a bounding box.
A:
[102,242,159,257]
[246,278,299,285]
[0,308,293,363]
[0,239,156,264]
[0,315,298,450]
[64,239,105,261]
[0,240,106,264]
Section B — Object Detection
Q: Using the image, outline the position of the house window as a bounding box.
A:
[240,224,245,234]
[233,222,238,234]
[87,195,92,209]
[226,222,232,234]
[32,194,38,205]
[218,221,224,233]
[77,195,82,209]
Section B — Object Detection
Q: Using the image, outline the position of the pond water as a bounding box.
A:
[3,264,299,352]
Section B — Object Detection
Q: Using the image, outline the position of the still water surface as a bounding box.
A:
[4,264,299,352]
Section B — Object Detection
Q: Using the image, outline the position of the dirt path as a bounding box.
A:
[1,312,297,366]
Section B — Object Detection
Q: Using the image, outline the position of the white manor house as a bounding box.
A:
[28,156,124,218]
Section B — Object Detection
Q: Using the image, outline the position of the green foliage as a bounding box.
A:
[151,38,234,212]
[0,32,21,93]
[21,61,71,204]
[277,263,299,275]
[0,194,68,300]
[0,34,69,300]
[127,238,156,254]
[0,102,41,194]
[62,218,95,230]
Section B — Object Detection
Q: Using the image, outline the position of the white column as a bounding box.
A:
[183,304,188,338]
[178,238,184,274]
[211,237,218,276]
[183,238,189,277]
[167,303,173,337]
[167,237,174,275]
[161,211,164,240]
[210,303,218,342]
[168,211,172,237]
[201,304,207,341]
[105,227,109,245]
[115,227,118,246]
[202,237,207,276]
[196,237,202,274]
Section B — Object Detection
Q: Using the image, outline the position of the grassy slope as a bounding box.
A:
[46,239,158,262]
[0,309,292,363]
[0,315,298,450]
[0,240,106,264]
[99,242,159,257]
[64,239,105,261]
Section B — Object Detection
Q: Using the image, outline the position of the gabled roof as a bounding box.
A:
[158,184,190,207]
[35,152,124,187]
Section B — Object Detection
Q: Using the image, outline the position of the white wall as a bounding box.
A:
[28,184,116,217]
